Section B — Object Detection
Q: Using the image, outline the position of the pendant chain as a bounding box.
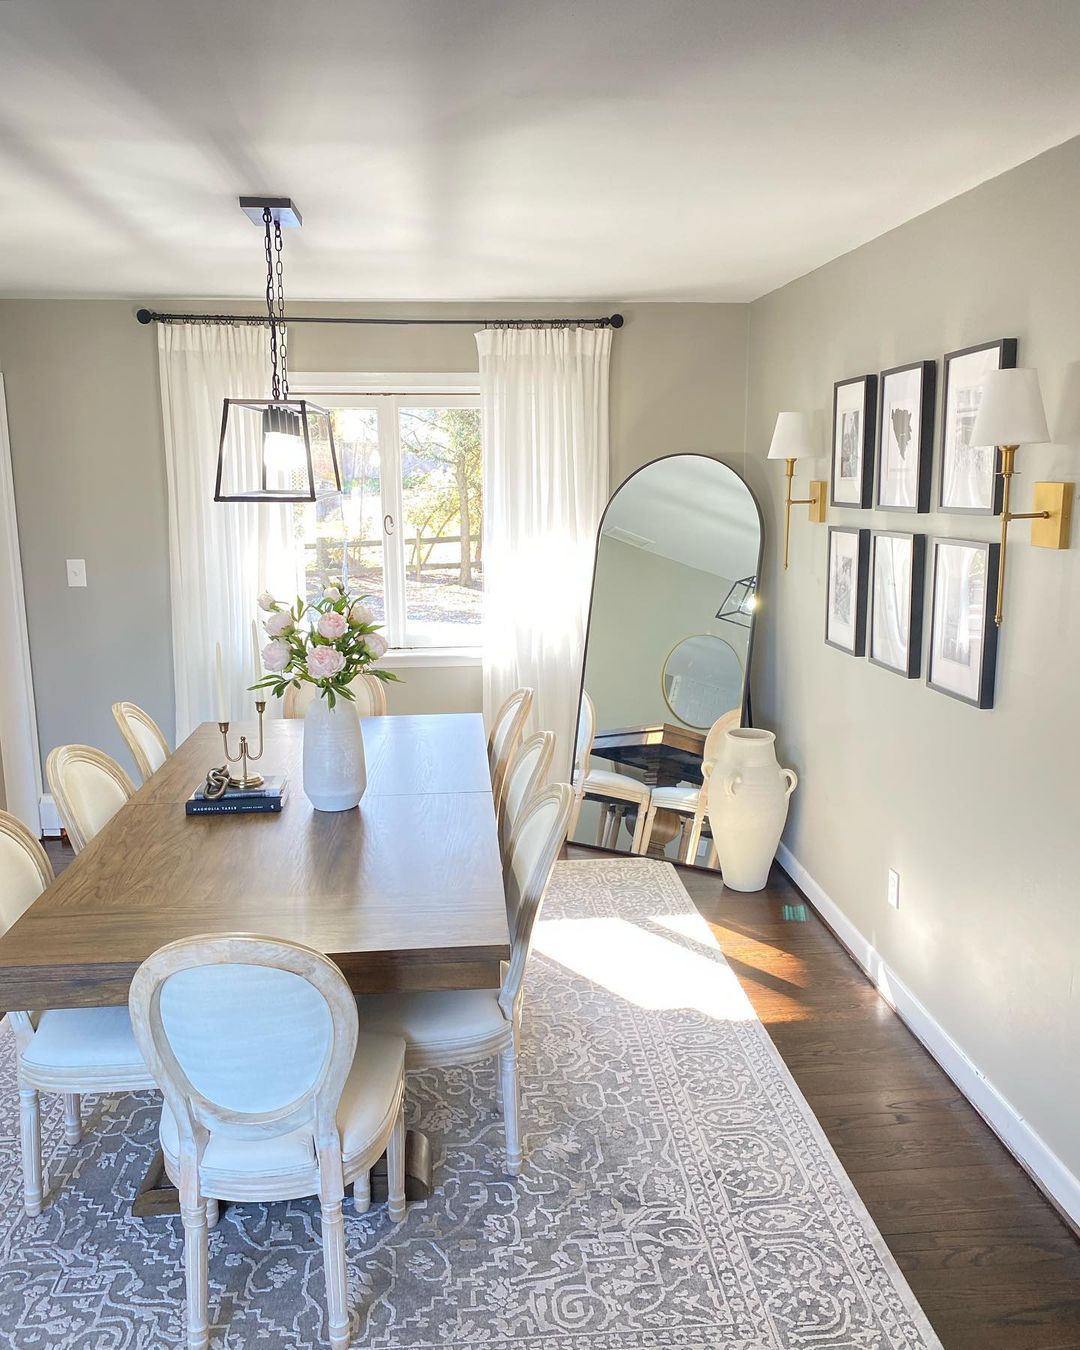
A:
[263,207,289,401]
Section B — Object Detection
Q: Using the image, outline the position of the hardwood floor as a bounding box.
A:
[44,836,1080,1347]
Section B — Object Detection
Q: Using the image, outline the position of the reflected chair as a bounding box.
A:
[357,782,573,1176]
[570,692,651,854]
[487,686,534,820]
[0,810,155,1216]
[129,934,407,1350]
[639,708,741,864]
[284,672,389,719]
[498,730,555,861]
[46,744,135,853]
[112,701,171,783]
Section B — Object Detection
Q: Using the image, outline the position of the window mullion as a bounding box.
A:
[379,398,407,649]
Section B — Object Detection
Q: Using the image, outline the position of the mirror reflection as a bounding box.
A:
[571,454,762,868]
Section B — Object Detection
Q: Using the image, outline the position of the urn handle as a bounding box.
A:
[782,767,798,798]
[724,772,742,799]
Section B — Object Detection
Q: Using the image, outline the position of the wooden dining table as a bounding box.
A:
[0,712,508,1210]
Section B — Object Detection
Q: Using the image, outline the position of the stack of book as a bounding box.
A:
[185,775,289,817]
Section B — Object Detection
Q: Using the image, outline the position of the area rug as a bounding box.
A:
[0,858,941,1349]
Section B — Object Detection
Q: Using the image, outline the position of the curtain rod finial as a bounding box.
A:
[609,313,624,329]
[136,308,154,325]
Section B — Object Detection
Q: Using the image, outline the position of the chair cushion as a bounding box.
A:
[21,1006,147,1070]
[583,769,651,803]
[159,1032,404,1177]
[357,988,508,1062]
[649,785,702,812]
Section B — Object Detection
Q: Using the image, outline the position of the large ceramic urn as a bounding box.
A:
[706,728,797,892]
[302,697,367,811]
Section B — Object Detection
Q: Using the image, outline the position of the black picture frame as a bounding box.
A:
[825,526,870,655]
[926,537,1000,709]
[874,360,936,513]
[831,374,877,509]
[937,338,1017,515]
[867,531,926,679]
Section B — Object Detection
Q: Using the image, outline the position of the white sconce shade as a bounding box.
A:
[768,411,817,460]
[971,368,1050,447]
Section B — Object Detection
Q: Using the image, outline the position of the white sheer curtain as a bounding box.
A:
[476,326,611,779]
[158,324,295,739]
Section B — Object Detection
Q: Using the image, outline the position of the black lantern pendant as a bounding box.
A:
[716,575,758,627]
[214,198,341,503]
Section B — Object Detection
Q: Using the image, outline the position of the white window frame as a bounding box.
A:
[291,373,483,660]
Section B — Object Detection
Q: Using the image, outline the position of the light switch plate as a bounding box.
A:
[887,868,900,909]
[66,558,87,588]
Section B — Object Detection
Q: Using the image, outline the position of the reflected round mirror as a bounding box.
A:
[661,634,743,729]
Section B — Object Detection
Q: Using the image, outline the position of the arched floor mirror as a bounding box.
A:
[572,454,763,868]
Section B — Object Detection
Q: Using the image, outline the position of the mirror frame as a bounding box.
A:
[573,453,765,771]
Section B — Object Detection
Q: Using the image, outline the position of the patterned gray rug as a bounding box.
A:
[0,858,940,1349]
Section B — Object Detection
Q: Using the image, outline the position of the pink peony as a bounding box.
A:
[262,638,290,673]
[348,601,374,627]
[317,610,348,640]
[257,590,277,612]
[307,644,345,680]
[323,585,342,601]
[264,611,293,638]
[365,632,389,660]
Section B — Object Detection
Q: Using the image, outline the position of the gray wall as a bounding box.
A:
[0,300,748,780]
[745,135,1080,1178]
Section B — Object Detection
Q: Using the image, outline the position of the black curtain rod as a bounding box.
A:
[136,307,624,329]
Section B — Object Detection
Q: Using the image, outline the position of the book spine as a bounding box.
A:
[186,799,282,816]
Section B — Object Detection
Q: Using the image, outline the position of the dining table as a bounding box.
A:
[0,712,509,1213]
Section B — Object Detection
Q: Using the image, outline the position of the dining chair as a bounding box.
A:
[283,673,389,719]
[112,700,171,783]
[487,686,534,819]
[569,692,651,853]
[498,729,555,861]
[638,707,742,864]
[0,810,154,1216]
[357,781,573,1177]
[46,744,135,853]
[128,934,407,1350]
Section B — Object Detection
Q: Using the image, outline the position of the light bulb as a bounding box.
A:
[263,429,306,476]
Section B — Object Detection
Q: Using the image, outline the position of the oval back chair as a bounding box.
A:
[498,729,555,861]
[283,673,389,719]
[487,686,534,819]
[639,706,743,864]
[46,745,135,853]
[112,701,171,783]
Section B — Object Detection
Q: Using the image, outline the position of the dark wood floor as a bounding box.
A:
[46,837,1080,1347]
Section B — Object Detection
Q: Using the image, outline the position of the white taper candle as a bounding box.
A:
[215,641,227,723]
[251,618,262,691]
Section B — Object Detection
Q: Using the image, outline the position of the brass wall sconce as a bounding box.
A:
[767,412,827,569]
[971,368,1073,626]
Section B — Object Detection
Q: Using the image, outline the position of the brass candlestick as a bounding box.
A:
[218,700,267,787]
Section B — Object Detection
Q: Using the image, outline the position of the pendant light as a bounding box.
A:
[214,197,341,503]
[715,575,758,628]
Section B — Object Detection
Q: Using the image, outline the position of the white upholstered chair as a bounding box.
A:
[128,934,407,1350]
[639,708,742,864]
[284,672,389,719]
[358,782,573,1176]
[0,810,154,1216]
[498,730,555,859]
[487,686,534,820]
[570,692,651,854]
[46,744,135,853]
[112,701,171,783]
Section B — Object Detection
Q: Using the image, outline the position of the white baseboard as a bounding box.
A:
[776,841,1080,1233]
[38,793,62,836]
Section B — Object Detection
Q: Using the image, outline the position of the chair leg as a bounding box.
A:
[386,1105,407,1222]
[204,1197,219,1230]
[630,801,649,854]
[639,802,659,856]
[706,838,719,869]
[594,802,609,846]
[353,1169,371,1214]
[180,1193,210,1350]
[320,1194,350,1350]
[500,1043,523,1176]
[684,811,705,865]
[604,805,625,850]
[63,1093,82,1146]
[19,1087,43,1217]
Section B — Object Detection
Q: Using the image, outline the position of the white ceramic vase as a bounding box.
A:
[302,696,366,812]
[706,728,797,892]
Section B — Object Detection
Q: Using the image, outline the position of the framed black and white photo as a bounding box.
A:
[938,339,1017,514]
[927,537,1000,708]
[831,374,877,508]
[875,360,936,512]
[825,526,870,655]
[868,531,926,678]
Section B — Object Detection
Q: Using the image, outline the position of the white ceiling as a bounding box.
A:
[1,0,1079,302]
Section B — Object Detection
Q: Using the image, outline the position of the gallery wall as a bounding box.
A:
[744,134,1080,1192]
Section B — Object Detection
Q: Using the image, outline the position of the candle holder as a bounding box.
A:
[218,700,267,788]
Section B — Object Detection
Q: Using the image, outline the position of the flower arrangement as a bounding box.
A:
[251,579,398,709]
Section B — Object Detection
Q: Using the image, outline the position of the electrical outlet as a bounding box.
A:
[887,868,900,909]
[66,558,87,588]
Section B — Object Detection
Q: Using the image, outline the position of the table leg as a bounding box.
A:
[131,1130,434,1218]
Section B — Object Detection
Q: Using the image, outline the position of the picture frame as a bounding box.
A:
[831,374,877,508]
[937,338,1017,514]
[926,537,1000,709]
[868,531,926,679]
[875,360,936,513]
[825,526,870,655]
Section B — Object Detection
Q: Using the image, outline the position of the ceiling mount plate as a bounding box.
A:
[239,196,302,228]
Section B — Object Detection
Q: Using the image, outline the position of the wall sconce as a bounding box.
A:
[970,367,1072,626]
[767,412,827,569]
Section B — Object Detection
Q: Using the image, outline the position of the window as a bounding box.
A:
[289,379,483,649]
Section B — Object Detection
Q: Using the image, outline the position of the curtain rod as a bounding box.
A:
[135,308,624,329]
